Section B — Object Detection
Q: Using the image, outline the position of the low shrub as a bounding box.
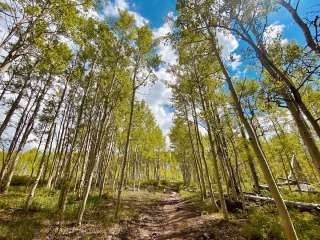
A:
[244,207,285,240]
[10,175,46,186]
[292,211,320,240]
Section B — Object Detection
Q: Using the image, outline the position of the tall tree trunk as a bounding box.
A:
[57,80,90,213]
[208,28,298,240]
[114,82,136,219]
[99,134,115,197]
[286,99,320,173]
[47,107,69,190]
[184,103,206,198]
[0,90,34,184]
[0,80,48,193]
[239,125,260,194]
[210,102,240,200]
[25,77,65,208]
[0,74,30,139]
[77,102,111,225]
[191,98,219,211]
[41,125,56,184]
[197,86,228,219]
[25,122,55,209]
[77,130,92,198]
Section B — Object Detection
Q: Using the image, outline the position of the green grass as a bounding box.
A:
[0,186,58,239]
[0,187,119,239]
[0,187,162,239]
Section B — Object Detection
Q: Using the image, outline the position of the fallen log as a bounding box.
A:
[259,184,285,190]
[244,193,320,212]
[276,178,308,186]
[259,183,317,193]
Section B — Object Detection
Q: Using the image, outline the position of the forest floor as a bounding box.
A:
[43,190,246,239]
[1,186,319,239]
[0,187,247,239]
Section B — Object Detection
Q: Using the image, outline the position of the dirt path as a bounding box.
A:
[108,192,246,240]
[28,191,247,239]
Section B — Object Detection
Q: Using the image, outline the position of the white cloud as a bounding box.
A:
[93,5,176,145]
[263,23,287,45]
[229,54,241,69]
[217,29,239,57]
[140,69,175,145]
[216,29,241,70]
[104,0,128,16]
[104,0,148,27]
[155,63,176,84]
[136,13,179,147]
[129,11,148,27]
[198,125,207,135]
[153,12,178,66]
[137,80,174,142]
[77,4,104,21]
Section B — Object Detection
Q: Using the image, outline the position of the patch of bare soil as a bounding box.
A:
[107,192,247,240]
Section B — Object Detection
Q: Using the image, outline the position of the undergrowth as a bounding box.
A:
[181,190,320,240]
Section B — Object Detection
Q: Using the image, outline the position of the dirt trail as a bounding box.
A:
[108,192,246,240]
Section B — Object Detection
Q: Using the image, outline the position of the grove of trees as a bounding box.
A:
[0,0,168,226]
[0,0,319,239]
[169,1,320,239]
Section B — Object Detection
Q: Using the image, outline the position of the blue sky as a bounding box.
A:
[128,0,176,28]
